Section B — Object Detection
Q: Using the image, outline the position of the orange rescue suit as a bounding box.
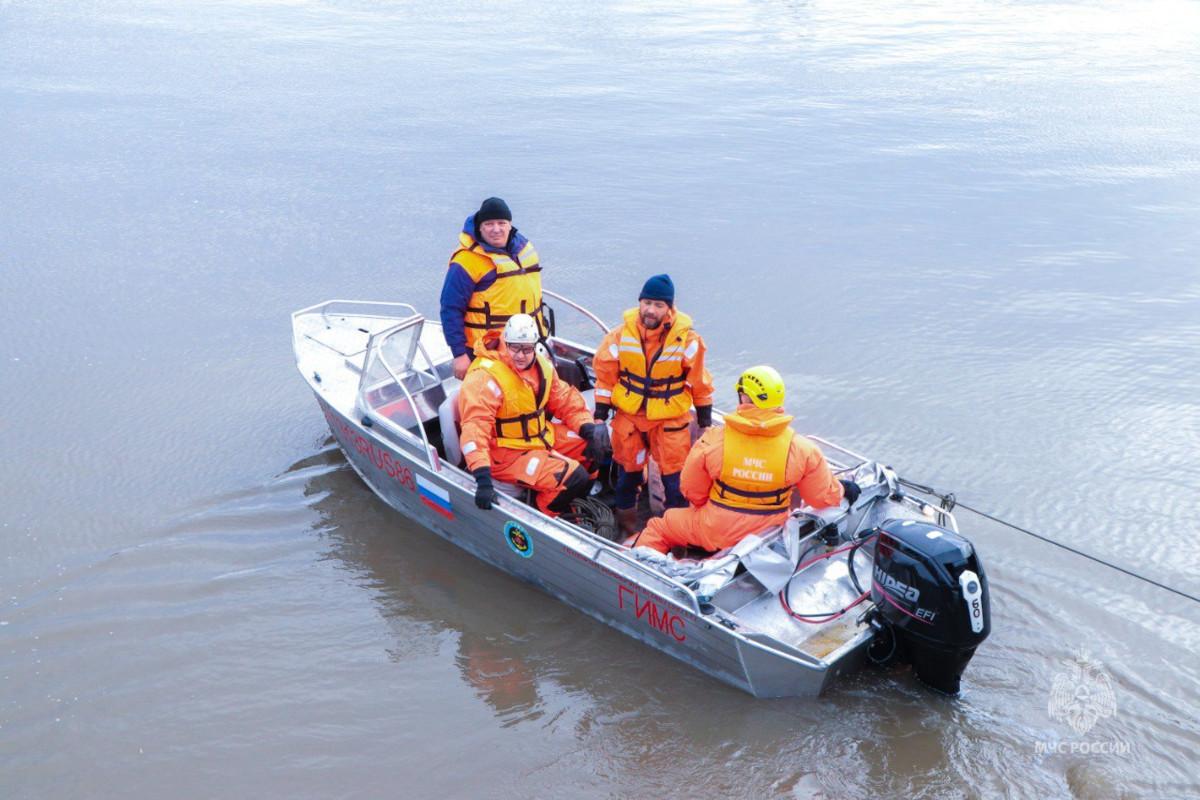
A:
[458,335,594,514]
[608,308,699,420]
[465,350,556,451]
[593,307,714,474]
[636,405,844,554]
[451,232,545,352]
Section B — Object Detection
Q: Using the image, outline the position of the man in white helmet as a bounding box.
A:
[458,314,611,516]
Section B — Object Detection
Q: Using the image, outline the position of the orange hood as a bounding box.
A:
[722,403,794,437]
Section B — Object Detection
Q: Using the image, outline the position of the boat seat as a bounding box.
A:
[438,388,522,498]
[552,354,593,392]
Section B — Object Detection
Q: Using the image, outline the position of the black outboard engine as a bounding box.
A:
[870,518,990,694]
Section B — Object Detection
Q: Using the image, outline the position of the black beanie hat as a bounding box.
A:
[475,197,512,225]
[639,273,675,305]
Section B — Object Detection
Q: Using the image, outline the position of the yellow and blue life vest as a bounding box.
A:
[451,231,545,351]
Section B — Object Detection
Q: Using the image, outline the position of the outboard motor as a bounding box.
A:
[870,518,990,694]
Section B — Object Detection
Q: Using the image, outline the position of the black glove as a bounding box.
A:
[695,405,713,428]
[579,423,612,465]
[839,479,861,508]
[473,466,496,510]
[593,402,612,423]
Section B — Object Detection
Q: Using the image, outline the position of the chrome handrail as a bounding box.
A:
[806,435,871,472]
[292,298,421,325]
[594,546,703,616]
[543,288,611,335]
[804,437,961,531]
[324,301,419,326]
[369,378,438,471]
[364,315,439,471]
[917,497,959,532]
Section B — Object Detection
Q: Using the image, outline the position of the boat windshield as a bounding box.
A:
[359,314,443,429]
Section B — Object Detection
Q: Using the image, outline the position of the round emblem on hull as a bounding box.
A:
[504,521,533,558]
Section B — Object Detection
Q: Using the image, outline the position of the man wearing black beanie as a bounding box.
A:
[440,197,546,379]
[591,274,715,538]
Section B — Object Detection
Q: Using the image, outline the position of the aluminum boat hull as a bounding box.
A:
[292,299,953,697]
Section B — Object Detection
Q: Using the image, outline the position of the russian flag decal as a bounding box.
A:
[416,475,454,520]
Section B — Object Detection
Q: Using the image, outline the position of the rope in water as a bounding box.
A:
[897,477,1200,606]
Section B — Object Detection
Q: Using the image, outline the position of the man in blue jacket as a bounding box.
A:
[440,197,545,379]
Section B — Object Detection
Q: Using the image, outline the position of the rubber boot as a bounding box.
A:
[546,465,594,515]
[614,465,644,510]
[661,472,686,509]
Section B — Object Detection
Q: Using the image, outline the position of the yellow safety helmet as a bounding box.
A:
[736,365,785,409]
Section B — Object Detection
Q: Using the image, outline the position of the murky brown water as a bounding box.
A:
[4,1,1200,797]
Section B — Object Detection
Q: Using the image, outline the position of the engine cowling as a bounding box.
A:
[871,518,990,694]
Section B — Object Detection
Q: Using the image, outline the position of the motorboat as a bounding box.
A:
[291,292,991,697]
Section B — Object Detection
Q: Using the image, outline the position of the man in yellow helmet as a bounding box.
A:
[635,365,858,554]
[592,274,715,537]
[440,197,546,380]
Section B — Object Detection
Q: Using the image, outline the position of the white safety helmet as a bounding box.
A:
[502,313,540,346]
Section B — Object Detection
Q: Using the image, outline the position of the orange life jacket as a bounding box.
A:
[451,232,545,350]
[611,308,695,420]
[709,410,796,514]
[466,352,556,450]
